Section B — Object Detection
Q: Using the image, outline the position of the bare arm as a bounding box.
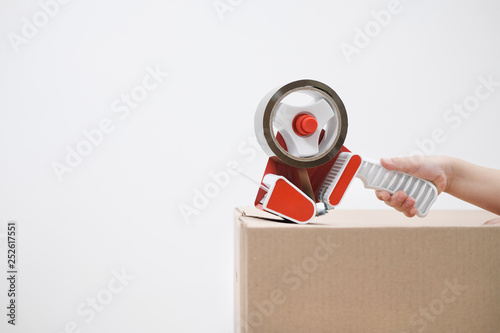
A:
[446,157,500,215]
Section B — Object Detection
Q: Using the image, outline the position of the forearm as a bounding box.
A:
[445,157,500,215]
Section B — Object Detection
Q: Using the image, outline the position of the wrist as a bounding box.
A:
[442,156,460,194]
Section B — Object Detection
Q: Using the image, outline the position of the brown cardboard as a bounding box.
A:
[234,207,500,333]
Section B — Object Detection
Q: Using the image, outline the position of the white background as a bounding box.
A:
[1,0,499,332]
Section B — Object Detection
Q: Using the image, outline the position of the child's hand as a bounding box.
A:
[375,156,450,217]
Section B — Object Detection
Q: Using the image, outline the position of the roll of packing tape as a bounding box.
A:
[254,79,348,168]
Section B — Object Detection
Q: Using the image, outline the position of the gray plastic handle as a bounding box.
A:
[356,157,438,217]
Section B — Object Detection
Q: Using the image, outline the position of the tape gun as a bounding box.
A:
[254,79,438,223]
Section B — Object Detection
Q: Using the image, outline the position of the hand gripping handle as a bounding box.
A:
[356,157,438,217]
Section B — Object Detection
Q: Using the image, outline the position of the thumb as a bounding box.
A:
[380,156,420,175]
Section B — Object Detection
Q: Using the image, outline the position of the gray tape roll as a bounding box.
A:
[254,79,348,168]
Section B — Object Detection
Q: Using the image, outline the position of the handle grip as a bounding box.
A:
[356,157,438,217]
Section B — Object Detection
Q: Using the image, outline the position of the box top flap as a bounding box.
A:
[236,207,499,228]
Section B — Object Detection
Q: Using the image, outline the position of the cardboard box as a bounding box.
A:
[234,207,500,333]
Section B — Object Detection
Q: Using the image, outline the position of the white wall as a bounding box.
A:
[0,0,499,332]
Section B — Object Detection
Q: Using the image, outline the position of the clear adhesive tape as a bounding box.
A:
[254,79,348,168]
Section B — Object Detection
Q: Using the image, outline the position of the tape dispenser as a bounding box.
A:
[254,79,438,223]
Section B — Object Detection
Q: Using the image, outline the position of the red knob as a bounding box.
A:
[293,113,318,136]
